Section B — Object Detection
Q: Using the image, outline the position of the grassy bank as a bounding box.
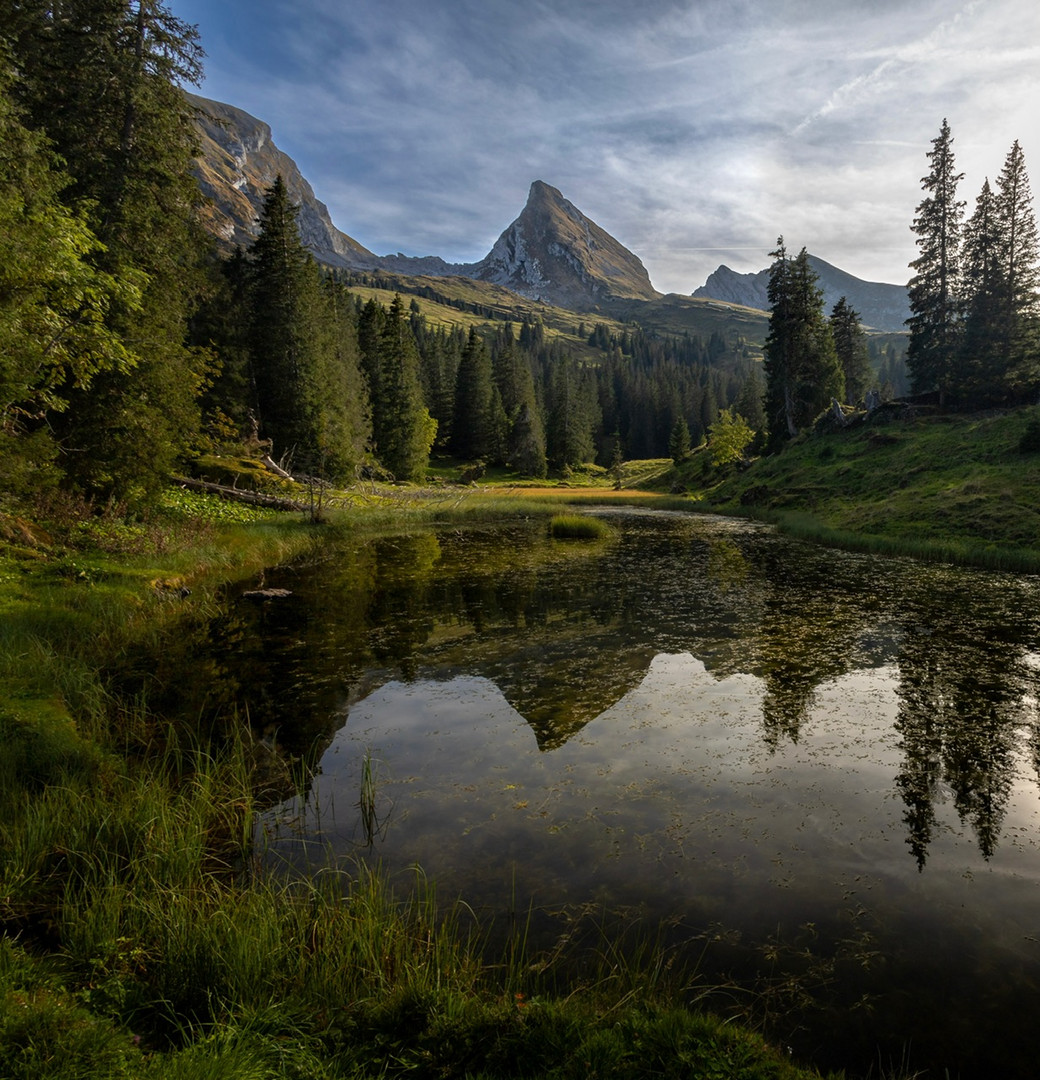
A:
[659,404,1040,572]
[0,487,835,1080]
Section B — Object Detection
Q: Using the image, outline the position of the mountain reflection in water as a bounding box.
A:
[133,509,1040,1078]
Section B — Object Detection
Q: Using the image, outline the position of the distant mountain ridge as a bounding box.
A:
[189,91,905,327]
[694,256,909,332]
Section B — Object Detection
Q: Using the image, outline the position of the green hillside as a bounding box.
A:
[670,404,1040,569]
[341,271,768,363]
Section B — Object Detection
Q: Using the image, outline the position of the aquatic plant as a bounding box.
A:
[548,513,614,540]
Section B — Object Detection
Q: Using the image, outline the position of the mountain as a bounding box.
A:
[693,256,909,332]
[189,93,895,329]
[471,180,660,309]
[188,92,378,267]
[189,95,659,309]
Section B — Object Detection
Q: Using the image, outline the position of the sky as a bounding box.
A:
[172,0,1040,294]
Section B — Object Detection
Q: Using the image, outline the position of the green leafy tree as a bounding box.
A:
[907,119,965,405]
[0,68,140,432]
[7,0,211,499]
[708,407,754,467]
[829,297,872,405]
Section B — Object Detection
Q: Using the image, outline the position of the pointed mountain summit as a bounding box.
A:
[474,181,660,309]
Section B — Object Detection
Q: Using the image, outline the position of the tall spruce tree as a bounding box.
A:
[907,119,965,405]
[763,240,842,448]
[372,295,435,481]
[451,328,496,461]
[248,177,366,479]
[993,140,1040,397]
[830,297,872,406]
[958,178,1006,402]
[493,344,546,476]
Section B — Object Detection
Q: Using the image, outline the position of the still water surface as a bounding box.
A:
[196,510,1040,1076]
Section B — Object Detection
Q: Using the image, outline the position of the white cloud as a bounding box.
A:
[179,0,1040,293]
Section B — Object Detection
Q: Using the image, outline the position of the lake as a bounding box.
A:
[169,508,1040,1077]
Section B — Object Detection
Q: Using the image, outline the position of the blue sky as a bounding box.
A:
[173,0,1040,293]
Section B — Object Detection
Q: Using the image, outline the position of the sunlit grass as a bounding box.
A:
[660,405,1040,573]
[549,513,615,540]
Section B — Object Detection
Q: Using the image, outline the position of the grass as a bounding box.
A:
[0,484,839,1080]
[654,404,1040,573]
[549,513,615,540]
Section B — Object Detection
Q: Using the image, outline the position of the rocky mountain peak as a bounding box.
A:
[474,180,660,309]
[188,92,377,267]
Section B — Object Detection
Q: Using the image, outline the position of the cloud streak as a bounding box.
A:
[176,0,1040,292]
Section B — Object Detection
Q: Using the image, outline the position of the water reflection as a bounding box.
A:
[139,510,1040,1077]
[196,510,1040,874]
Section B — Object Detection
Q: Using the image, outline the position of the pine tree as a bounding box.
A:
[451,329,495,461]
[546,361,598,470]
[668,417,691,464]
[763,240,842,448]
[734,364,766,437]
[958,179,1006,402]
[373,295,435,481]
[830,297,872,405]
[907,119,965,405]
[993,140,1040,398]
[191,247,254,441]
[248,178,366,479]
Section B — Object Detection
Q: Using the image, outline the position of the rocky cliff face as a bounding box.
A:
[473,181,660,309]
[188,92,377,266]
[694,256,909,332]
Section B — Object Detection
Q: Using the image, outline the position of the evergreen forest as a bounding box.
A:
[0,0,925,510]
[1,4,1035,508]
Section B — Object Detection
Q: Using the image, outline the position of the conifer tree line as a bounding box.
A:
[907,120,1040,407]
[761,240,875,450]
[0,0,768,501]
[203,178,763,482]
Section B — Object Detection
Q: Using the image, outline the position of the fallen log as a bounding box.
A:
[173,476,306,512]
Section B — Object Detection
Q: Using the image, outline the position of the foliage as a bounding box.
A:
[907,118,965,405]
[668,417,691,463]
[367,295,436,481]
[829,297,871,406]
[708,407,754,466]
[763,240,843,449]
[247,177,369,480]
[0,67,142,439]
